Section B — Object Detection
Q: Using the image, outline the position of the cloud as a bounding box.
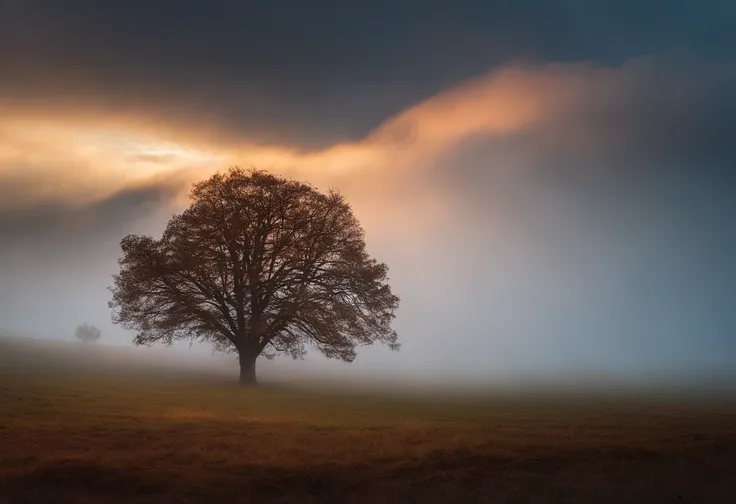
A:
[3,1,735,149]
[4,53,736,242]
[0,181,181,253]
[2,52,736,379]
[0,60,569,231]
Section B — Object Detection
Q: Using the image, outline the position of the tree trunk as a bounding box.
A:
[238,351,258,386]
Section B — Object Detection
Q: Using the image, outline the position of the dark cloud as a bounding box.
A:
[561,59,736,170]
[421,56,736,198]
[2,1,735,148]
[0,180,179,252]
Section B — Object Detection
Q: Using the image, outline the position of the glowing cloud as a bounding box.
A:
[2,56,712,217]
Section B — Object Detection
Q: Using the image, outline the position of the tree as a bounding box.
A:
[75,323,101,343]
[109,168,400,385]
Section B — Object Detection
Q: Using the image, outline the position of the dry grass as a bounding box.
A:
[0,333,735,504]
[1,372,736,504]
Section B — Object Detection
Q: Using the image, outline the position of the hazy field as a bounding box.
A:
[1,337,736,503]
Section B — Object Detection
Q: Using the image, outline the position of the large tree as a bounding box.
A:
[109,168,400,385]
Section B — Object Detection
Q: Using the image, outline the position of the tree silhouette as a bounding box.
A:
[75,323,101,343]
[109,168,400,385]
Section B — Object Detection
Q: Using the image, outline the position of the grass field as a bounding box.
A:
[1,338,736,503]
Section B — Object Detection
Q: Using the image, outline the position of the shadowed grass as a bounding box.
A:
[1,336,736,503]
[2,372,736,503]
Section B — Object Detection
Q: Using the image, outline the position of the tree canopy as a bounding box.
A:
[109,168,400,384]
[75,324,101,343]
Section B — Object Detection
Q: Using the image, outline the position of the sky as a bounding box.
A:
[1,1,736,386]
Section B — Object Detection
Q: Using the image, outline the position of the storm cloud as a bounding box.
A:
[3,1,736,148]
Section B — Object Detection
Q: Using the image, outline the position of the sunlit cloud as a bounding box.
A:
[2,55,732,233]
[0,60,578,206]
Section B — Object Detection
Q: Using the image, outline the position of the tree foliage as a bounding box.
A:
[75,323,101,343]
[109,168,400,384]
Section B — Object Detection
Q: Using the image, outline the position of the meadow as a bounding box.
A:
[1,337,736,503]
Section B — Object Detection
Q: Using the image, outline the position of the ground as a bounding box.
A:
[1,338,736,503]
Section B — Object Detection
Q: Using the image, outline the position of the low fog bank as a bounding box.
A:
[0,333,237,381]
[2,334,735,404]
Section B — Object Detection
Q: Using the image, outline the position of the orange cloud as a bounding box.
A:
[0,60,609,219]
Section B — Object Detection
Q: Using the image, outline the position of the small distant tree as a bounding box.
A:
[109,168,400,385]
[75,324,101,343]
